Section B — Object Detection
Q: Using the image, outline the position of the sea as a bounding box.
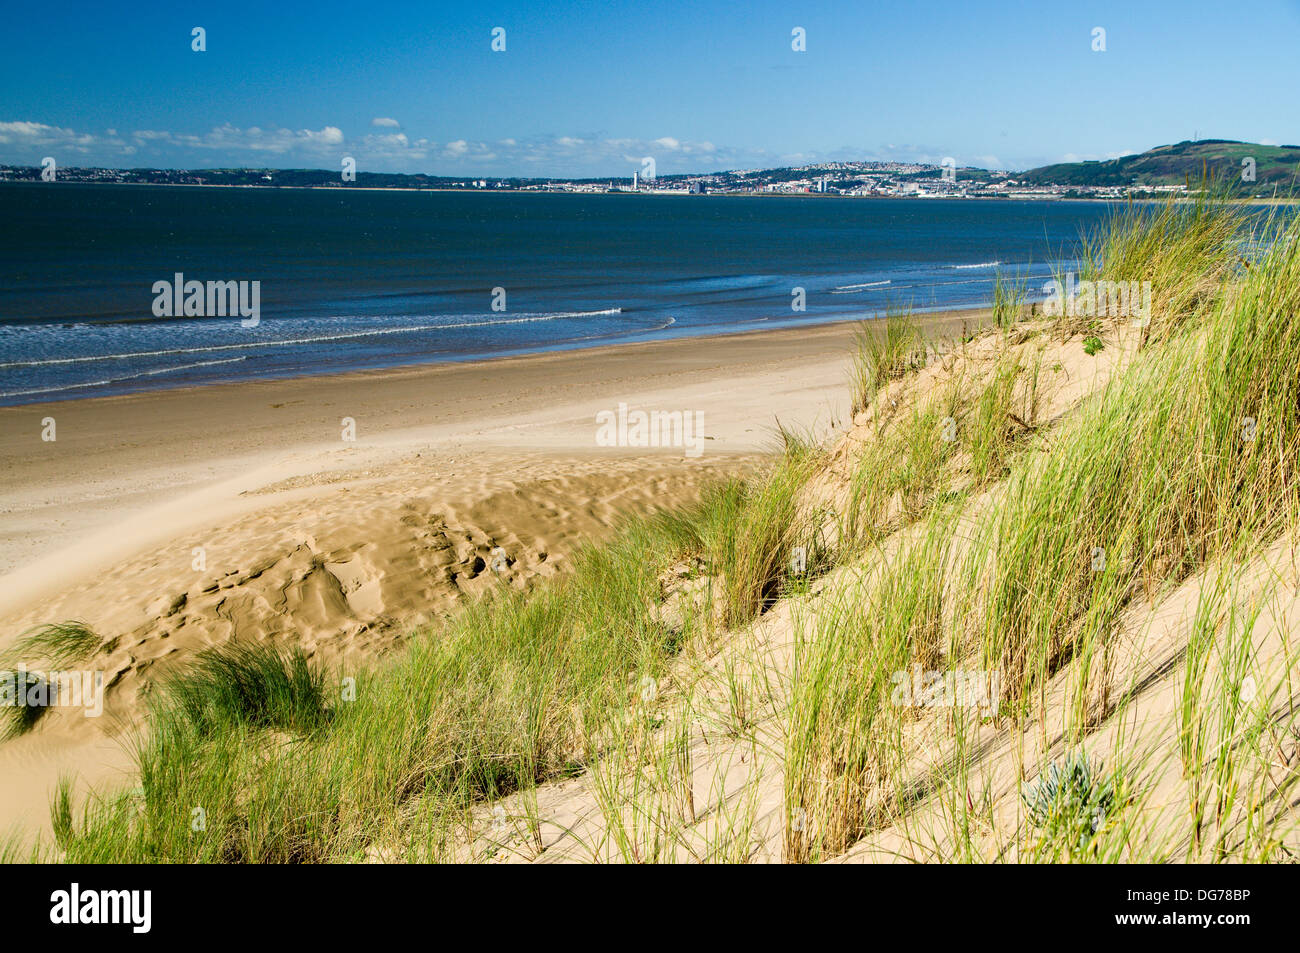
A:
[0,183,1119,405]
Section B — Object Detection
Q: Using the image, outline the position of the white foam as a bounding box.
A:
[0,309,624,369]
[831,280,892,293]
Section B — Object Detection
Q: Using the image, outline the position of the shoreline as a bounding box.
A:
[0,305,988,415]
[2,306,984,410]
[0,306,988,610]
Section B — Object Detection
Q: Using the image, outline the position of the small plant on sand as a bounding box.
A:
[1082,335,1104,356]
[1022,751,1119,859]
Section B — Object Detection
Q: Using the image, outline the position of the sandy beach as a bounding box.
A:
[0,311,987,834]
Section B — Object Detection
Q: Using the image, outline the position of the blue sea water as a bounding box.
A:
[0,184,1117,405]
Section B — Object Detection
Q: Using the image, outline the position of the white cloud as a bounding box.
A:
[0,120,102,152]
[127,123,346,155]
[0,119,845,175]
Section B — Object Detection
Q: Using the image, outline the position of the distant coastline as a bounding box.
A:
[10,179,1291,205]
[0,179,1117,200]
[4,139,1296,201]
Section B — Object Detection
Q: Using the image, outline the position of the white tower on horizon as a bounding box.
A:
[632,170,638,191]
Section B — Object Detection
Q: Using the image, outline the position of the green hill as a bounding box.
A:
[1021,139,1300,191]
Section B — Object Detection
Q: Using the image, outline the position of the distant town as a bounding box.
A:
[5,138,1294,199]
[0,159,1182,200]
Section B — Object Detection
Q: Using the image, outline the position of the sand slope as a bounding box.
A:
[431,319,1300,864]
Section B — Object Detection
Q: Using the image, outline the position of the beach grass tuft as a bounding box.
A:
[849,309,927,415]
[3,621,105,669]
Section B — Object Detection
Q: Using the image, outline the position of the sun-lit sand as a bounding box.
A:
[0,311,989,835]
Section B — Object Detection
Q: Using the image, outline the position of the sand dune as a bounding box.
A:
[433,317,1300,864]
[0,449,758,834]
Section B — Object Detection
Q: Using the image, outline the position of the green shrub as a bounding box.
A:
[1022,751,1119,857]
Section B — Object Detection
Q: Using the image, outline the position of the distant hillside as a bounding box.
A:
[1021,140,1300,191]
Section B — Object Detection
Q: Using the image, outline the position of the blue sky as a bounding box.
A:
[2,0,1297,175]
